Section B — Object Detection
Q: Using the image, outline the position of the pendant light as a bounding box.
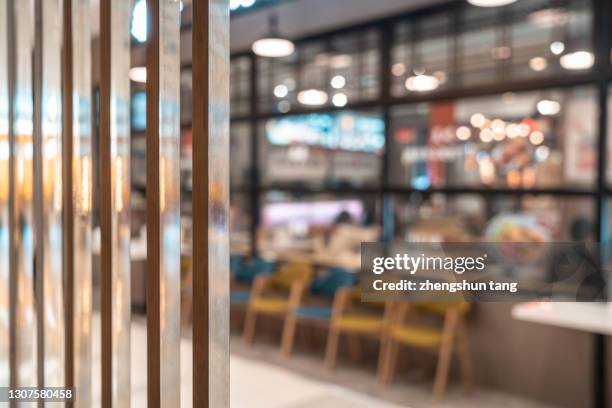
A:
[252,14,295,58]
[467,0,516,7]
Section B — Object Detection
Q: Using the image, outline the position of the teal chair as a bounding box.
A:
[280,267,357,357]
[231,256,276,305]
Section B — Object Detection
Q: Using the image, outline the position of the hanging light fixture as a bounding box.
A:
[560,50,594,70]
[297,89,328,106]
[252,14,295,58]
[467,0,516,6]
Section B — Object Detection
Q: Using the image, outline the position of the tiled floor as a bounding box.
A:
[90,316,558,407]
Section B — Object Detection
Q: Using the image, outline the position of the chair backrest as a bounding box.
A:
[230,254,243,275]
[235,257,276,284]
[269,262,314,290]
[309,267,356,297]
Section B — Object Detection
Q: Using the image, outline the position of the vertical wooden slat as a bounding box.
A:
[99,0,112,403]
[100,0,131,406]
[192,0,230,406]
[62,0,75,402]
[147,1,181,406]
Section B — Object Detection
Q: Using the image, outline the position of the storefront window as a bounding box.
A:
[230,122,251,188]
[390,193,595,243]
[258,191,380,255]
[258,110,384,188]
[230,55,251,118]
[257,28,380,114]
[389,87,597,189]
[230,192,251,255]
[391,0,592,96]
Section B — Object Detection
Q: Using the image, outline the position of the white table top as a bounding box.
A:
[512,302,612,336]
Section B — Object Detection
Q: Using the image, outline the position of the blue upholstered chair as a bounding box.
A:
[280,267,357,357]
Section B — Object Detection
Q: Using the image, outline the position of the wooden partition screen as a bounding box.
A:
[0,0,230,406]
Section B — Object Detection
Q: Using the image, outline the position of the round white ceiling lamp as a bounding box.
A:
[560,51,594,70]
[332,93,348,107]
[252,14,295,58]
[467,0,516,7]
[330,75,346,89]
[405,74,439,92]
[549,41,565,55]
[129,66,147,83]
[536,99,561,115]
[273,84,288,98]
[297,89,328,106]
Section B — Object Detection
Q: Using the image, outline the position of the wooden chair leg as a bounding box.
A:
[347,334,362,362]
[281,313,298,358]
[377,337,389,383]
[382,339,399,384]
[457,322,473,393]
[243,308,258,346]
[324,328,340,369]
[433,314,456,401]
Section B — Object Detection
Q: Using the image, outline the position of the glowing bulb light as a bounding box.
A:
[405,74,439,92]
[252,37,295,58]
[297,89,328,106]
[467,0,516,6]
[560,51,594,70]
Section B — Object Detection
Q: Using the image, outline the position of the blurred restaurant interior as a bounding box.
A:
[136,0,612,406]
[4,0,612,406]
[143,0,612,406]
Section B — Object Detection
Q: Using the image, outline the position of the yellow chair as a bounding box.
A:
[242,262,314,346]
[324,287,392,374]
[378,301,473,402]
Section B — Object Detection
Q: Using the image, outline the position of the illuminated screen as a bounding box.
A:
[262,199,364,227]
[131,91,146,131]
[265,111,385,153]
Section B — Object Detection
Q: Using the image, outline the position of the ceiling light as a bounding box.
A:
[480,128,493,142]
[332,93,348,107]
[252,14,295,58]
[467,0,516,7]
[535,145,550,161]
[297,89,328,106]
[529,131,544,145]
[537,99,561,116]
[405,74,439,92]
[470,113,486,128]
[456,126,471,141]
[529,57,548,72]
[392,63,406,76]
[129,66,147,83]
[330,75,346,89]
[131,0,147,43]
[273,84,288,98]
[549,41,565,55]
[491,119,506,133]
[560,51,594,70]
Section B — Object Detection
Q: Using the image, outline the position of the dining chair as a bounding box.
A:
[242,262,314,346]
[378,301,473,402]
[280,267,357,357]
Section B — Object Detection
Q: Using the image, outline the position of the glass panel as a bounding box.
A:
[11,0,37,388]
[230,192,251,255]
[71,0,94,405]
[259,191,381,261]
[230,56,250,117]
[157,0,181,404]
[109,0,132,405]
[0,0,9,387]
[257,28,380,114]
[391,193,595,243]
[37,0,65,389]
[230,121,251,188]
[259,110,384,189]
[389,87,597,189]
[390,0,593,96]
